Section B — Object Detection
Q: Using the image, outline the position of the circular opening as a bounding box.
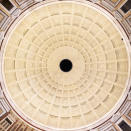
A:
[60,59,72,72]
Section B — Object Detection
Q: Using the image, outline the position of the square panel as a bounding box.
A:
[126,15,131,26]
[15,0,34,8]
[0,9,8,28]
[104,0,120,7]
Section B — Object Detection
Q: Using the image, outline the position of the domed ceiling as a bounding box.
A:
[1,1,130,130]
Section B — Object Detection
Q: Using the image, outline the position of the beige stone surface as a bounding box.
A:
[3,1,129,129]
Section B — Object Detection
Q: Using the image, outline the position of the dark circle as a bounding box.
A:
[60,59,72,72]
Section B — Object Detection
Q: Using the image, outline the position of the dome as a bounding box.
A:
[0,0,131,131]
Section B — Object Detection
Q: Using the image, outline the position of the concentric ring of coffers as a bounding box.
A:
[2,0,130,130]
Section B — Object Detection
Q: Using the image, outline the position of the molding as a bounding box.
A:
[124,102,131,121]
[129,34,131,43]
[0,99,10,117]
[20,0,34,10]
[98,122,113,131]
[128,90,131,100]
[0,101,7,117]
[90,0,100,4]
[0,10,8,28]
[15,0,31,6]
[106,126,116,131]
[111,112,121,123]
[11,8,21,18]
[0,17,13,31]
[122,19,131,34]
[34,0,44,2]
[119,100,131,117]
[113,10,123,21]
[126,15,131,27]
[90,129,98,131]
[0,31,4,42]
[104,0,121,7]
[101,0,115,11]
